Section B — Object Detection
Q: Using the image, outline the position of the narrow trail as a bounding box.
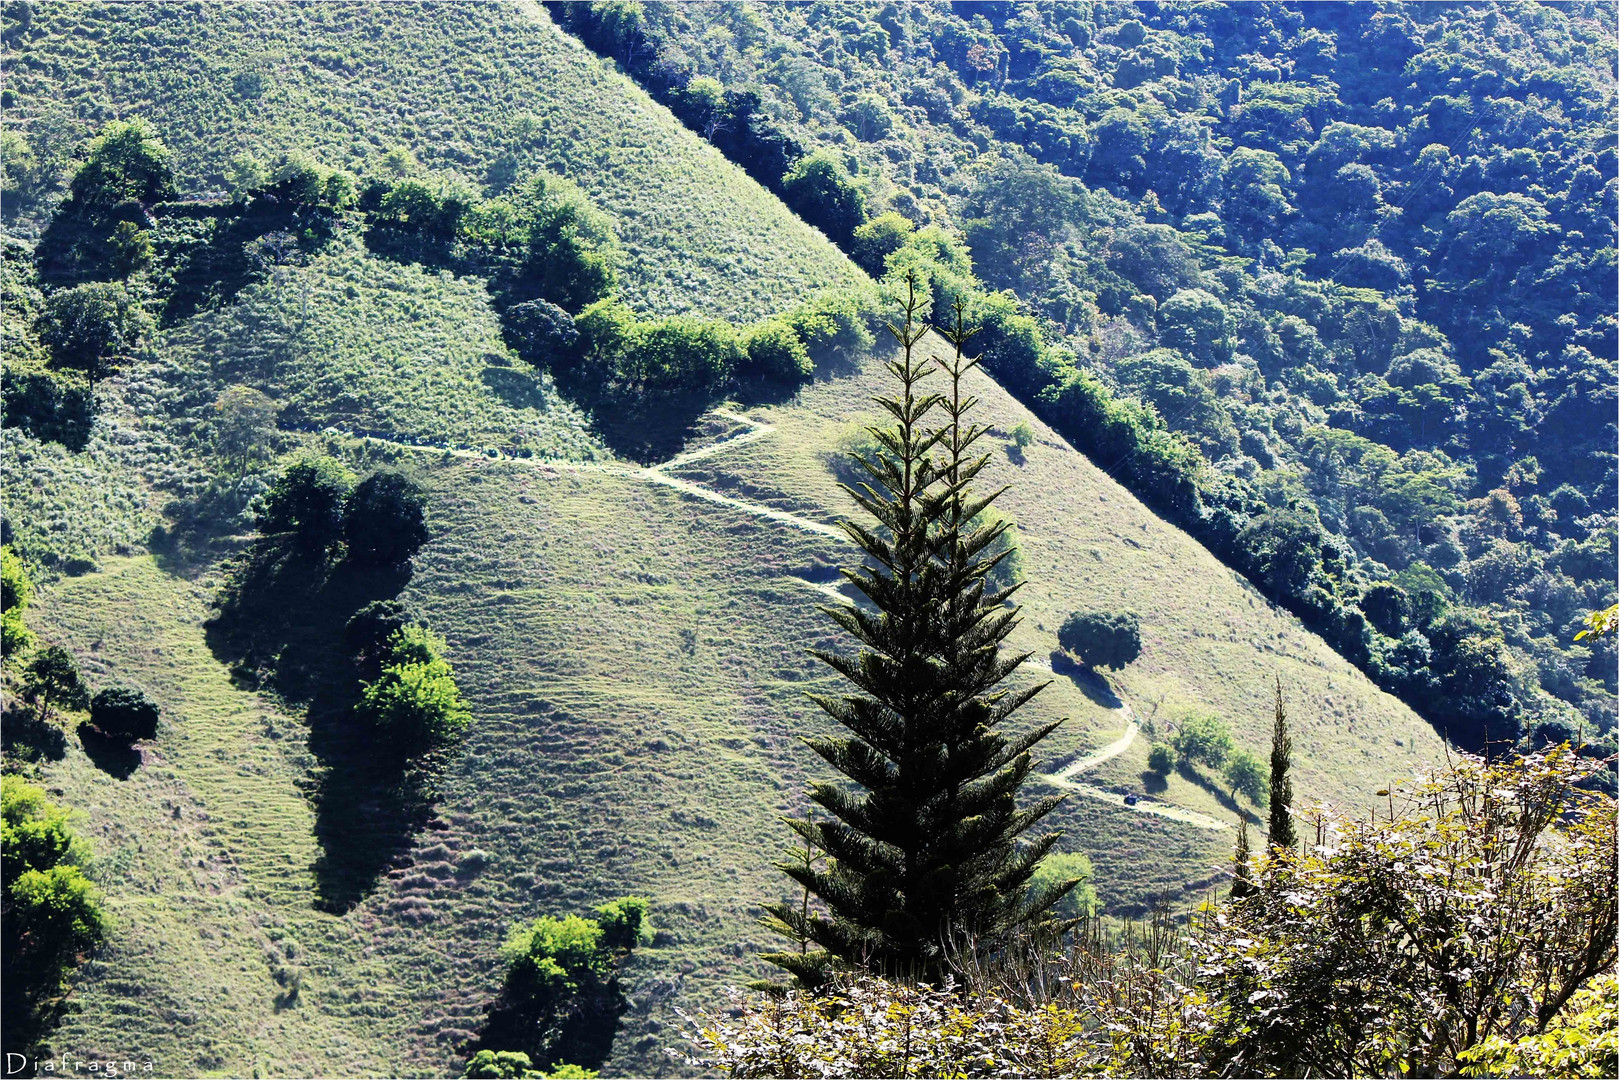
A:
[316,412,1226,831]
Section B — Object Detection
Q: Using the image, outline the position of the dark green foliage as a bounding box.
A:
[88,685,159,742]
[1,368,93,451]
[344,599,410,671]
[259,455,354,558]
[591,897,649,951]
[66,119,176,209]
[343,470,429,569]
[1230,819,1255,899]
[1268,683,1297,853]
[763,284,1070,985]
[504,299,579,369]
[36,282,152,383]
[1057,610,1142,671]
[780,150,868,249]
[22,645,88,722]
[2,777,108,1061]
[1146,742,1175,776]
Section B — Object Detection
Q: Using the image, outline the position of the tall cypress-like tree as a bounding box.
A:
[1266,678,1297,853]
[1230,819,1256,898]
[762,280,1074,986]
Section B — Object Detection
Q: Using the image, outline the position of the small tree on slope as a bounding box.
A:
[762,278,1074,985]
[1267,678,1297,853]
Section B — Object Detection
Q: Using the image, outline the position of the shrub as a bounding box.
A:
[593,896,650,950]
[785,288,876,368]
[1057,610,1142,670]
[88,685,159,741]
[780,149,867,248]
[2,545,34,657]
[259,454,354,557]
[1,368,94,451]
[741,319,812,381]
[1146,742,1175,776]
[850,211,914,276]
[37,282,152,382]
[517,174,620,312]
[355,625,470,750]
[621,315,740,395]
[1010,421,1034,449]
[501,914,611,1003]
[342,469,430,568]
[503,298,578,369]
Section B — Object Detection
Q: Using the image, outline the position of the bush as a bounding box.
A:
[1057,610,1142,670]
[2,545,34,657]
[1010,421,1034,449]
[785,288,877,368]
[518,174,620,312]
[850,211,914,276]
[342,469,430,568]
[1146,742,1175,776]
[593,896,650,950]
[621,316,740,395]
[355,625,470,750]
[502,914,611,1003]
[88,685,159,741]
[503,299,578,369]
[741,319,812,382]
[780,149,867,248]
[1,368,94,450]
[37,281,152,382]
[259,454,354,557]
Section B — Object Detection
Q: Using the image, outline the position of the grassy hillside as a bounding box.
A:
[7,3,1448,1077]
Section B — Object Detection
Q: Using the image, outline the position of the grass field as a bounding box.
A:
[8,3,1450,1076]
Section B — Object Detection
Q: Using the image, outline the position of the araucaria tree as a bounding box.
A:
[763,277,1073,985]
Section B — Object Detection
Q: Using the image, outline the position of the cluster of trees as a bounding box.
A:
[1144,708,1269,806]
[684,746,1617,1079]
[1,778,109,1062]
[550,0,1617,761]
[467,897,648,1079]
[258,455,429,569]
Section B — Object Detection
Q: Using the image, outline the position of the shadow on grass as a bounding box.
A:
[76,725,141,780]
[469,981,630,1077]
[1174,761,1263,825]
[204,539,435,912]
[1138,770,1168,794]
[1,708,68,766]
[1047,652,1123,710]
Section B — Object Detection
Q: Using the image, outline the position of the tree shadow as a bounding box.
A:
[469,979,630,1076]
[1047,651,1123,709]
[204,539,429,911]
[480,362,548,411]
[1138,770,1168,794]
[75,725,141,780]
[1,707,68,766]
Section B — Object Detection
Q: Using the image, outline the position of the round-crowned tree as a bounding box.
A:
[1058,609,1142,670]
[342,470,429,568]
[503,298,578,369]
[88,686,159,741]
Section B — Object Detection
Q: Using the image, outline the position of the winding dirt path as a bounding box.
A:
[317,411,1227,831]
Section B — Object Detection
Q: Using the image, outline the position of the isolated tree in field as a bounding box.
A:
[1172,710,1232,770]
[23,646,88,723]
[1267,679,1297,852]
[88,686,159,742]
[343,469,430,568]
[762,278,1072,985]
[259,454,353,557]
[1223,748,1268,804]
[212,386,278,476]
[1057,609,1142,670]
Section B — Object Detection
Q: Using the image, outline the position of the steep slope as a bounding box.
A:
[9,3,1448,1077]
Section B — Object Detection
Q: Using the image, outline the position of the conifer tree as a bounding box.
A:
[1230,819,1255,899]
[762,278,1073,985]
[1266,678,1297,853]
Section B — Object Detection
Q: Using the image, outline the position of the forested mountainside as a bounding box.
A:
[550,0,1618,756]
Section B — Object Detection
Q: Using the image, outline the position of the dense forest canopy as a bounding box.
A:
[549,0,1617,752]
